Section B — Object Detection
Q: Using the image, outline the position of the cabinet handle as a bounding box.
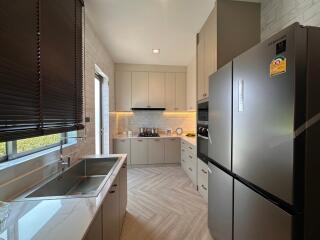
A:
[154,139,160,142]
[188,147,192,150]
[189,155,193,159]
[201,185,207,191]
[122,165,127,169]
[182,149,185,152]
[137,139,143,142]
[203,93,207,97]
[113,184,118,187]
[109,190,116,194]
[182,159,185,162]
[188,167,192,172]
[201,169,207,174]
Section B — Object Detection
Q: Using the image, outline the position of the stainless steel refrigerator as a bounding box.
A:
[208,23,320,240]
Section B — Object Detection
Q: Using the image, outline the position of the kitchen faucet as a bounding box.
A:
[58,136,85,171]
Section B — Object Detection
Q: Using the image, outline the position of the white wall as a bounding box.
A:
[261,0,320,40]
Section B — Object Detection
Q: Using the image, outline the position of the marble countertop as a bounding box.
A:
[114,133,197,146]
[0,154,127,240]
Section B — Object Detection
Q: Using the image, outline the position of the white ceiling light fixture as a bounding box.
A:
[152,49,160,54]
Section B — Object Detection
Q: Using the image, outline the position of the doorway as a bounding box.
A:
[94,65,109,155]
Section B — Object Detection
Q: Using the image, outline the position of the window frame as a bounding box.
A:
[0,132,76,163]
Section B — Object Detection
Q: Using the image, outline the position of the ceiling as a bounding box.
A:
[86,0,215,66]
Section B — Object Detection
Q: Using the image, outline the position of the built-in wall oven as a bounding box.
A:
[197,100,209,163]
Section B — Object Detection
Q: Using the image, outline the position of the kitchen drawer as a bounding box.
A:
[186,154,197,186]
[181,139,196,156]
[197,158,208,201]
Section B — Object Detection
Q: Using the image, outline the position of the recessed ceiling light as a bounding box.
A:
[152,49,160,54]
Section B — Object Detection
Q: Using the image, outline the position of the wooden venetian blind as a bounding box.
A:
[0,0,84,142]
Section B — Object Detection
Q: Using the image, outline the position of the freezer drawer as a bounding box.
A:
[208,62,232,170]
[234,180,292,240]
[208,162,233,240]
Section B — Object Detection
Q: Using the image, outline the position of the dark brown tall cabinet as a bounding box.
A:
[0,0,84,141]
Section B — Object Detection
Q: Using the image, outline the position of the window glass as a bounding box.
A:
[0,142,5,157]
[17,134,61,153]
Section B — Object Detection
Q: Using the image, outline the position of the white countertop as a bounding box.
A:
[114,134,197,146]
[0,154,127,240]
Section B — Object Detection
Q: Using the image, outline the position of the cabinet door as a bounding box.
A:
[119,161,127,233]
[164,138,181,163]
[165,73,176,111]
[132,72,148,108]
[197,29,206,100]
[103,176,120,240]
[115,71,132,111]
[148,72,165,108]
[175,73,186,111]
[187,57,197,111]
[85,208,103,240]
[131,139,148,164]
[114,139,131,165]
[148,139,165,164]
[204,7,217,97]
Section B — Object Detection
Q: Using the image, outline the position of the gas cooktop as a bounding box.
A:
[138,133,160,137]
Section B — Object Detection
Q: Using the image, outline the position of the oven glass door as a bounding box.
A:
[197,134,208,162]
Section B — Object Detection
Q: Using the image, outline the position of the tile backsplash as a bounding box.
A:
[115,111,196,134]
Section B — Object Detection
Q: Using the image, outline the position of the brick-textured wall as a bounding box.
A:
[261,0,320,40]
[66,10,115,159]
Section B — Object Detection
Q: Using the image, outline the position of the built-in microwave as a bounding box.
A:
[197,100,208,123]
[197,100,209,163]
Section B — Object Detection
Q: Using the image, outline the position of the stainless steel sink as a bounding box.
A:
[15,157,120,200]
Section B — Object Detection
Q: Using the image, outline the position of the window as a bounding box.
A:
[0,142,5,157]
[0,131,77,163]
[17,134,61,154]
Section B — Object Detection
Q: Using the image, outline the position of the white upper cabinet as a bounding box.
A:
[175,73,186,111]
[165,73,176,111]
[131,72,148,108]
[115,71,132,111]
[148,72,165,108]
[115,64,187,111]
[165,73,186,111]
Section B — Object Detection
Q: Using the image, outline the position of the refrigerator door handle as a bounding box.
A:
[239,79,244,112]
[208,131,213,145]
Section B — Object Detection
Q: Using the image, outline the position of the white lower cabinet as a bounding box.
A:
[181,139,197,187]
[84,160,127,240]
[103,176,120,240]
[148,139,165,164]
[114,139,131,164]
[164,138,181,163]
[115,138,182,166]
[197,158,208,201]
[84,208,103,240]
[131,139,148,164]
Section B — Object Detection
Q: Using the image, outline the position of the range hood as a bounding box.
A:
[131,107,166,111]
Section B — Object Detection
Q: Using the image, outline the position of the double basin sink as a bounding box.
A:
[16,157,120,200]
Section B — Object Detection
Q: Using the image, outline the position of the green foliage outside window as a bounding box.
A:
[0,142,5,157]
[17,134,61,153]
